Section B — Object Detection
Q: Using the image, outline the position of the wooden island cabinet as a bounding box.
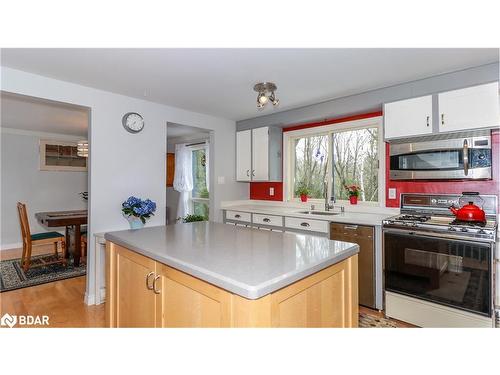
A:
[106,242,358,328]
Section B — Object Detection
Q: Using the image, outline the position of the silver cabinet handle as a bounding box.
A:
[153,275,161,294]
[441,113,445,125]
[300,222,310,227]
[246,169,250,177]
[463,139,469,176]
[426,116,430,127]
[344,225,358,230]
[145,271,154,290]
[263,218,271,223]
[251,170,255,177]
[234,214,241,219]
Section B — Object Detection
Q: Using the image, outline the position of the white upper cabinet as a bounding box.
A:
[236,130,251,181]
[251,127,269,181]
[438,82,499,133]
[384,95,433,140]
[236,126,282,182]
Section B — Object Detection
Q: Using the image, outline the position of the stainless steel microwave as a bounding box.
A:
[390,132,492,180]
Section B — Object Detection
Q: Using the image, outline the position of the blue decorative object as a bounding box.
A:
[122,196,157,229]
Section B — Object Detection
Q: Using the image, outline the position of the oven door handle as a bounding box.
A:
[463,139,469,176]
[383,227,493,245]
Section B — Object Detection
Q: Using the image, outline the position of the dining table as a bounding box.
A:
[35,209,88,267]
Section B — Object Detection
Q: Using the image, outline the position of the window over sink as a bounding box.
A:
[284,116,384,205]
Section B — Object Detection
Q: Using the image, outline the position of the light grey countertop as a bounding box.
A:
[223,204,394,226]
[104,222,359,299]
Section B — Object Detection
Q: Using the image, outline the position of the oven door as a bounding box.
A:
[384,229,492,316]
[389,136,492,180]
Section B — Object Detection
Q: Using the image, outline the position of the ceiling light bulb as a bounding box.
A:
[269,92,279,106]
[258,94,268,104]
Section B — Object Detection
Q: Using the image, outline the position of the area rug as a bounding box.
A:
[0,254,86,292]
[359,312,398,328]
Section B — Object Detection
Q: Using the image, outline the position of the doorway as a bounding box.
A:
[166,122,212,224]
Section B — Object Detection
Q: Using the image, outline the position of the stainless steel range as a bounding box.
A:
[383,193,498,327]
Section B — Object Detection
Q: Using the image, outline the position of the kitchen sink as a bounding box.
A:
[297,210,340,216]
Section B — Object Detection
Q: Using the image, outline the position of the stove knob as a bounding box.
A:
[411,222,419,227]
[460,227,469,232]
[448,227,456,231]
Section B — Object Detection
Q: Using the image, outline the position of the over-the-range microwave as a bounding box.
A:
[389,131,492,180]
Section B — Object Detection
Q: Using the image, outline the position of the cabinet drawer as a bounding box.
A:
[285,217,328,233]
[252,213,283,227]
[226,210,251,223]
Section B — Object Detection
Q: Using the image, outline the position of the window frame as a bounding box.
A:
[283,116,385,207]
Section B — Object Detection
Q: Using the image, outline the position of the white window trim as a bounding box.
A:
[187,143,209,213]
[283,116,385,207]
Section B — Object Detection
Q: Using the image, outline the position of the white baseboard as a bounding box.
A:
[84,291,96,306]
[0,242,23,251]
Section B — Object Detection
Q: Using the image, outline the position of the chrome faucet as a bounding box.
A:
[324,181,335,211]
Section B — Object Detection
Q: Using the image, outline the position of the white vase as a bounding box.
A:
[124,215,145,229]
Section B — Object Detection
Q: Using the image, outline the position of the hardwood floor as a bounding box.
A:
[0,245,104,328]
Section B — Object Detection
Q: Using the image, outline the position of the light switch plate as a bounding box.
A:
[217,176,225,184]
[269,187,274,196]
[388,188,397,199]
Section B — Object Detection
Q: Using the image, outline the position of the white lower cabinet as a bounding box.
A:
[223,210,329,235]
[252,213,283,227]
[225,210,251,223]
[284,217,328,233]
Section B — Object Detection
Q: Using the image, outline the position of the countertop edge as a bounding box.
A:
[104,232,360,300]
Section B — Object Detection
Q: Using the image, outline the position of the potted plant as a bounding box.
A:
[122,196,157,229]
[296,186,311,202]
[181,214,207,223]
[344,185,361,205]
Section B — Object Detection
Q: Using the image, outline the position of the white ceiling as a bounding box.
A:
[1,91,89,136]
[1,48,498,121]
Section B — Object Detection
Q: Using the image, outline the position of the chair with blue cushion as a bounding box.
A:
[17,202,67,272]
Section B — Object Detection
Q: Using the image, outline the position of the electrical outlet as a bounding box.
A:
[269,187,275,196]
[388,188,397,199]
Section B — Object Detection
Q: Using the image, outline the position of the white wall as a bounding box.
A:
[0,130,88,248]
[0,66,248,304]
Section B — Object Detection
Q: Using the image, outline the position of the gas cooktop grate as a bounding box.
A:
[449,219,487,227]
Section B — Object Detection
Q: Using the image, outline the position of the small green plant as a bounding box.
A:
[182,214,207,223]
[295,186,310,197]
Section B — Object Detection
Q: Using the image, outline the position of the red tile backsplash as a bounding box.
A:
[249,181,283,201]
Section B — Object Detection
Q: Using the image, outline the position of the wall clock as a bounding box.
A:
[122,112,145,133]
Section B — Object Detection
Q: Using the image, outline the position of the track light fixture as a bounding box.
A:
[253,82,279,109]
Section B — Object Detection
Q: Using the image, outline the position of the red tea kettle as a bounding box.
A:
[449,192,486,223]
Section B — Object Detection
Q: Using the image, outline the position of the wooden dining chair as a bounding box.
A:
[17,202,67,272]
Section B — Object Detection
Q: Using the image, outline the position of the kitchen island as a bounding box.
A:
[105,222,359,328]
